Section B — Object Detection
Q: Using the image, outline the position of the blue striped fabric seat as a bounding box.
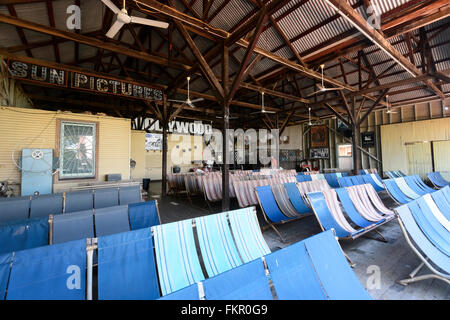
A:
[361,174,384,192]
[255,185,291,223]
[195,213,243,277]
[396,205,450,275]
[383,179,412,204]
[227,208,271,264]
[428,172,450,188]
[152,220,205,296]
[284,182,310,214]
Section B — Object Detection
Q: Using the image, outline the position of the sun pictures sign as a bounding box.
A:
[6,59,163,101]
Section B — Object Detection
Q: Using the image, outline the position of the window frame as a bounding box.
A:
[57,119,99,180]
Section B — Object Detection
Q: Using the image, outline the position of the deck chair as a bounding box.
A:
[64,190,93,213]
[118,185,141,205]
[0,253,12,300]
[306,191,363,239]
[403,176,428,196]
[408,201,450,256]
[227,207,271,264]
[128,200,160,230]
[202,258,272,300]
[265,229,371,300]
[152,219,205,296]
[335,187,386,229]
[5,239,87,300]
[337,176,352,187]
[383,179,412,204]
[51,210,94,244]
[361,174,384,192]
[271,184,305,218]
[97,228,160,300]
[94,205,130,237]
[0,198,30,224]
[324,173,340,188]
[283,182,311,215]
[395,205,450,285]
[30,194,63,219]
[296,174,312,182]
[93,188,119,209]
[255,185,293,242]
[194,213,243,277]
[428,172,450,188]
[421,194,450,231]
[0,217,48,254]
[410,175,436,193]
[394,178,421,200]
[431,188,450,218]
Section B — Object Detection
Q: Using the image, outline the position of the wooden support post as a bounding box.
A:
[222,43,230,211]
[162,96,168,197]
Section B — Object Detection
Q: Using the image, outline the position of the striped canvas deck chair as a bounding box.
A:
[152,220,205,296]
[395,204,450,285]
[227,207,271,264]
[194,213,243,277]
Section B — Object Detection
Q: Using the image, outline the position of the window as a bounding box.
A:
[338,144,352,157]
[59,121,97,179]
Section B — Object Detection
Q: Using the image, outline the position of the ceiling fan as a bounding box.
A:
[307,107,312,125]
[307,64,344,97]
[385,95,398,114]
[251,92,276,114]
[167,77,204,108]
[101,0,169,39]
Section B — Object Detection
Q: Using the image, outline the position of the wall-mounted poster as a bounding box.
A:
[337,118,352,138]
[145,133,162,151]
[310,125,328,148]
[309,148,329,159]
[361,131,375,148]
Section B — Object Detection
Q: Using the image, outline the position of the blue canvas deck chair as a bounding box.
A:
[0,198,30,224]
[428,172,450,188]
[395,204,450,286]
[361,174,385,192]
[96,228,160,300]
[128,200,161,230]
[5,240,87,300]
[0,217,48,254]
[394,177,421,200]
[266,230,372,300]
[383,178,413,204]
[93,188,119,209]
[50,210,94,244]
[255,185,308,242]
[30,193,63,219]
[94,205,130,237]
[64,190,93,213]
[118,185,142,205]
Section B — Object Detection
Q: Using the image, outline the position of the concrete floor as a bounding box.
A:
[147,182,450,300]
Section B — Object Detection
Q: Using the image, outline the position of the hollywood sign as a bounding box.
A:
[137,118,213,135]
[7,59,163,101]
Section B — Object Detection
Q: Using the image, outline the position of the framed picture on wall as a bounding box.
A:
[309,148,329,159]
[310,125,328,148]
[145,133,162,151]
[361,131,375,148]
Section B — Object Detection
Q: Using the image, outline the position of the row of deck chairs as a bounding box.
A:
[394,186,450,285]
[338,174,386,192]
[427,172,450,189]
[254,180,330,240]
[358,168,378,175]
[0,200,160,254]
[383,175,437,205]
[296,173,347,188]
[385,170,406,179]
[0,185,141,224]
[305,184,396,242]
[0,207,371,300]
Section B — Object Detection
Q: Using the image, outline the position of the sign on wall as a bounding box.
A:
[145,133,162,151]
[361,131,375,148]
[6,59,163,101]
[309,148,329,159]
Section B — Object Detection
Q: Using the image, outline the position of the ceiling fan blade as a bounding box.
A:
[167,99,187,103]
[130,16,169,28]
[323,87,343,91]
[101,0,120,14]
[306,90,321,97]
[189,98,204,103]
[264,111,276,114]
[106,20,125,38]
